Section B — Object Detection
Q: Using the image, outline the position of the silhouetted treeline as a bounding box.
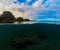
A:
[0,11,30,23]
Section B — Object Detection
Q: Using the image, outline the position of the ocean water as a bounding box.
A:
[0,21,60,50]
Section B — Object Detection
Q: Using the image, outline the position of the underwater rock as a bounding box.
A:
[10,33,48,49]
[10,39,38,49]
[10,39,27,49]
[10,36,39,49]
[38,33,48,40]
[25,40,38,46]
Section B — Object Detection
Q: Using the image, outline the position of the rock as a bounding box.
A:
[25,40,38,46]
[10,34,44,49]
[38,33,48,40]
[10,39,27,49]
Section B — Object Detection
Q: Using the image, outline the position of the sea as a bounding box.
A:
[0,20,60,50]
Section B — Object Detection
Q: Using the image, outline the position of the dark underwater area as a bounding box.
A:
[0,23,60,50]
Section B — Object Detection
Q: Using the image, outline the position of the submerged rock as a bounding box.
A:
[32,31,48,40]
[10,33,48,49]
[38,33,48,40]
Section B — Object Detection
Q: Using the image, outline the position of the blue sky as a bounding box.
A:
[19,0,47,5]
[0,0,60,20]
[17,0,37,5]
[17,0,47,5]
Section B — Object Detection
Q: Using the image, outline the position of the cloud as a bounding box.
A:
[0,0,59,19]
[26,0,32,2]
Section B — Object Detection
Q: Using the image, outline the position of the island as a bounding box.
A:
[0,11,35,23]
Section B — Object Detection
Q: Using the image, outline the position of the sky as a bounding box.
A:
[0,0,60,19]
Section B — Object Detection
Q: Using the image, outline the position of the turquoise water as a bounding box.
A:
[0,23,60,50]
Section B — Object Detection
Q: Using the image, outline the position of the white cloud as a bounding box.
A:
[26,0,32,2]
[0,0,59,19]
[32,0,42,8]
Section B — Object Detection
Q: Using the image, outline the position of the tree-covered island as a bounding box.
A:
[0,11,34,23]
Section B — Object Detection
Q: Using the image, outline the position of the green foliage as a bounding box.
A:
[16,17,24,22]
[24,19,30,21]
[0,11,30,23]
[0,11,16,23]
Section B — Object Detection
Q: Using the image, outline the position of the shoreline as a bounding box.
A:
[0,23,59,26]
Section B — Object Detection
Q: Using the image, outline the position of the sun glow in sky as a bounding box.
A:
[0,0,60,19]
